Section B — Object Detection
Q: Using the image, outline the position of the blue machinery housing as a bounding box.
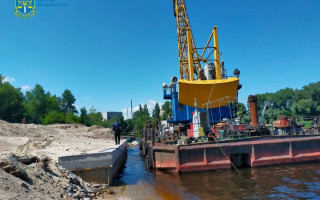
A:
[163,83,240,124]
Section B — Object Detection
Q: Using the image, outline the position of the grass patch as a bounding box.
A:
[298,120,313,129]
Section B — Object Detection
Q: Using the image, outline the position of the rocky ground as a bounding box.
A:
[0,120,125,200]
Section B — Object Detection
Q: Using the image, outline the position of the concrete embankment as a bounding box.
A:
[58,141,128,185]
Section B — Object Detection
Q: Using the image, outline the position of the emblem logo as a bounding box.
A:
[14,0,37,19]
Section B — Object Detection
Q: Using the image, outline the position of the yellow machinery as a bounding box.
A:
[173,0,239,108]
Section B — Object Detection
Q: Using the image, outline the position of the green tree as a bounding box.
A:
[132,111,149,136]
[43,110,65,125]
[60,89,77,114]
[294,82,320,116]
[254,81,320,123]
[0,75,25,122]
[124,119,134,133]
[293,98,318,116]
[48,95,61,112]
[65,111,80,124]
[152,103,160,120]
[24,84,51,124]
[273,88,294,110]
[132,105,151,136]
[233,102,250,124]
[143,104,149,116]
[152,102,161,124]
[295,82,320,103]
[161,101,172,120]
[138,104,143,114]
[87,107,103,126]
[80,107,90,126]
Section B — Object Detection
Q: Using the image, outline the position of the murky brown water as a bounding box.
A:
[112,146,320,200]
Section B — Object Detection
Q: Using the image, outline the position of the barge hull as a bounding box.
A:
[151,135,320,173]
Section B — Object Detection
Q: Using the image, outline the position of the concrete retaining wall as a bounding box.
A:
[58,141,127,185]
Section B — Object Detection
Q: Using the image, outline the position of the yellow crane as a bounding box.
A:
[173,0,239,108]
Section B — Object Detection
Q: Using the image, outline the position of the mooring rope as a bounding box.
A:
[213,137,241,174]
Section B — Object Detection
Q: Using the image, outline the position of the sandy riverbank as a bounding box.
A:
[0,119,125,199]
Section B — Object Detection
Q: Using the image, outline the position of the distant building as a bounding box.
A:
[102,112,123,120]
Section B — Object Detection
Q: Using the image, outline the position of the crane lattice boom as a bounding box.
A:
[172,0,240,108]
[173,0,221,81]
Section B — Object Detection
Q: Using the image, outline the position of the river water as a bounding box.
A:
[113,146,320,200]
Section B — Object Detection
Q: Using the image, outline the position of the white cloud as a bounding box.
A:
[122,99,163,120]
[20,85,32,91]
[83,96,90,100]
[74,104,81,111]
[2,76,15,84]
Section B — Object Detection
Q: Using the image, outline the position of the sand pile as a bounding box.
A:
[0,120,121,200]
[0,120,116,162]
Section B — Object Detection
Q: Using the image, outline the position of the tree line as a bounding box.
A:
[129,101,172,135]
[0,75,172,135]
[0,75,100,126]
[235,81,320,124]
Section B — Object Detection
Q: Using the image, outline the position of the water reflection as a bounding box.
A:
[114,146,154,186]
[115,147,320,200]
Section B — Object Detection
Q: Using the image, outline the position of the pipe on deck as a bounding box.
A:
[248,95,259,126]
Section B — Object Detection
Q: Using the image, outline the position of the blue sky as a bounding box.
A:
[1,0,319,119]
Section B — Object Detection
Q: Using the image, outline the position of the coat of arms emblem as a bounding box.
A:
[14,0,37,19]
